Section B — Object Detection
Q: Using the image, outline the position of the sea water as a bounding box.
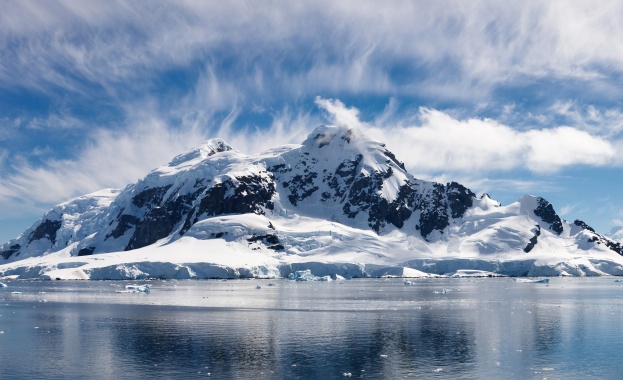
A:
[1,278,622,379]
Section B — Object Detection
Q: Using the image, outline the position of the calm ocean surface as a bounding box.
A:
[1,278,622,379]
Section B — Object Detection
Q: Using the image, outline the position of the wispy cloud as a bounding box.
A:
[560,203,580,217]
[0,117,207,210]
[3,1,623,106]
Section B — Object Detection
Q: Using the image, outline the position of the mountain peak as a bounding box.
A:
[302,124,357,149]
[167,138,233,168]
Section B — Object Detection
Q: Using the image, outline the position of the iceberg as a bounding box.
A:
[123,284,151,293]
[288,269,330,281]
[514,278,549,284]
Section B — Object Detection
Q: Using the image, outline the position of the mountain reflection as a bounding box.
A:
[108,305,476,378]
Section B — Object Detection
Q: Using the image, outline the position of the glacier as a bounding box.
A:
[1,125,623,280]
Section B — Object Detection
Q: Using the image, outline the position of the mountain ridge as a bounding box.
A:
[2,125,622,280]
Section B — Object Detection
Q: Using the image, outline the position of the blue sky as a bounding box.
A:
[2,1,623,243]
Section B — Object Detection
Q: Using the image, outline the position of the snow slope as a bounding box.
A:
[1,125,622,279]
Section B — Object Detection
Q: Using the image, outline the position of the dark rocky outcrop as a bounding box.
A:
[588,234,623,256]
[0,244,20,259]
[28,219,62,245]
[132,185,172,208]
[106,213,140,240]
[574,220,595,233]
[77,246,95,256]
[524,225,541,253]
[447,182,476,219]
[417,184,449,239]
[180,174,276,237]
[247,234,284,250]
[534,198,563,235]
[284,172,319,206]
[128,188,209,250]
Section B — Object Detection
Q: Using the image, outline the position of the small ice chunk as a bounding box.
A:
[0,282,7,288]
[515,278,549,284]
[124,284,151,293]
[433,368,443,372]
[614,279,622,283]
[256,285,262,289]
[404,281,414,286]
[343,372,352,377]
[380,354,388,358]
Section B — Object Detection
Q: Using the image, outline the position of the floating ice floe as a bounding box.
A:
[450,269,504,278]
[288,270,332,282]
[514,278,549,284]
[119,284,151,293]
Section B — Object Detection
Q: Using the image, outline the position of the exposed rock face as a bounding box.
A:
[534,197,564,235]
[574,220,595,233]
[77,247,95,256]
[180,174,276,237]
[524,225,541,253]
[106,213,140,240]
[28,219,62,245]
[0,244,20,260]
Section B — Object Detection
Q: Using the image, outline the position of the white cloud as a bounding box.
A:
[524,127,614,172]
[315,97,365,130]
[317,98,620,174]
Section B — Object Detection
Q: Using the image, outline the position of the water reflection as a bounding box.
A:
[1,279,623,379]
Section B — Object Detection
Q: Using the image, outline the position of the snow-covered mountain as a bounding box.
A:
[2,125,623,280]
[607,226,623,243]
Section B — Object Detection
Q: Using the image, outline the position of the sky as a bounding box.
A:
[1,0,623,243]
